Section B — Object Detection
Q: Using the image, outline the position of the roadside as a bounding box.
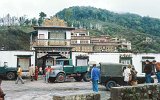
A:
[1,78,110,100]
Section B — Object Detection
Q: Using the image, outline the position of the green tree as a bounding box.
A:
[38,12,47,26]
[31,18,38,26]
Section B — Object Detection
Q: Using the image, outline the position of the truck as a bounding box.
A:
[0,62,17,80]
[48,55,90,83]
[99,62,145,90]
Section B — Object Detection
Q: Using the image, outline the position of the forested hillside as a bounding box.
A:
[0,6,160,53]
[0,26,33,50]
[56,6,160,53]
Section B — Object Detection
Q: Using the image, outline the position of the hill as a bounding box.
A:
[0,6,160,53]
[0,26,33,50]
[56,6,160,53]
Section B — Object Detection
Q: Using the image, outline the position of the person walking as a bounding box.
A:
[152,60,160,83]
[29,64,35,81]
[91,64,100,92]
[144,60,152,83]
[15,65,24,84]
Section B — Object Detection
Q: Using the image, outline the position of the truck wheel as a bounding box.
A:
[105,80,117,91]
[74,76,83,82]
[7,72,15,80]
[83,72,91,82]
[56,73,66,83]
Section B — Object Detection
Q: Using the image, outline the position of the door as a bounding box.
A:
[17,58,30,72]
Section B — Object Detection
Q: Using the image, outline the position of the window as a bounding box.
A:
[64,60,69,65]
[39,34,45,39]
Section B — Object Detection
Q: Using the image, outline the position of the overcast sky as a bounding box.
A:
[0,0,160,19]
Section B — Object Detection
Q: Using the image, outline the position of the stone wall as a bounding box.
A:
[111,83,160,100]
[53,92,100,100]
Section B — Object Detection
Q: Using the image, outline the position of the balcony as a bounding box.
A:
[71,36,90,40]
[31,39,70,47]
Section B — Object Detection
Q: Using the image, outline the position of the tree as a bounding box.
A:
[38,12,47,26]
[31,18,38,26]
[24,19,31,26]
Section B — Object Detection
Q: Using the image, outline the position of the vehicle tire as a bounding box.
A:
[105,80,117,91]
[74,76,83,82]
[56,73,66,83]
[83,72,91,82]
[49,77,56,83]
[6,72,16,80]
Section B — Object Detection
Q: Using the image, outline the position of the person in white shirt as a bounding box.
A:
[123,65,131,85]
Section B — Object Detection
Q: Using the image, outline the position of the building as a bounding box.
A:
[30,17,75,69]
[91,35,118,52]
[72,52,160,77]
[70,32,131,52]
[0,51,35,74]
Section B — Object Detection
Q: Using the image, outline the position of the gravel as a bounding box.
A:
[1,77,110,100]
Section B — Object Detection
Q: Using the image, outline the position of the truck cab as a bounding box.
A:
[0,62,17,80]
[49,55,90,83]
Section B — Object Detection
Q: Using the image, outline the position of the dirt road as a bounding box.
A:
[1,78,110,100]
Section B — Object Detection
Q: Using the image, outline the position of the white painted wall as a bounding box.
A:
[38,30,48,39]
[0,51,35,67]
[66,31,71,39]
[72,52,160,76]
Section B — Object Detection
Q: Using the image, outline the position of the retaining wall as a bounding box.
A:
[53,92,100,100]
[111,83,160,100]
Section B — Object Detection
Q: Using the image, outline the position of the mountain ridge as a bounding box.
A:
[55,6,160,53]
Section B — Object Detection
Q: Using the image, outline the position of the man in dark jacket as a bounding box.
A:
[144,60,152,83]
[91,64,100,92]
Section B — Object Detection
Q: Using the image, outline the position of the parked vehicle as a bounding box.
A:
[99,62,145,90]
[0,62,17,80]
[49,55,90,83]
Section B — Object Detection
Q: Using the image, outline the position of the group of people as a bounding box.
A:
[15,64,39,84]
[123,65,138,86]
[144,60,160,83]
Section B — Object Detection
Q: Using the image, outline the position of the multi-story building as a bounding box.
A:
[71,29,89,36]
[30,17,132,68]
[71,35,93,52]
[90,35,119,52]
[30,17,75,68]
[70,32,131,52]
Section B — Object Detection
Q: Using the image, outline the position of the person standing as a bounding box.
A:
[29,64,35,81]
[144,60,152,83]
[45,66,53,83]
[152,60,160,83]
[15,65,24,84]
[130,67,138,85]
[91,64,100,92]
[39,67,43,75]
[34,66,39,81]
[123,65,131,85]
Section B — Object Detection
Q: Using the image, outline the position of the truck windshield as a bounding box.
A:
[64,61,69,65]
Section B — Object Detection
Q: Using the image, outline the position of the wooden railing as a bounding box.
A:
[32,39,70,46]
